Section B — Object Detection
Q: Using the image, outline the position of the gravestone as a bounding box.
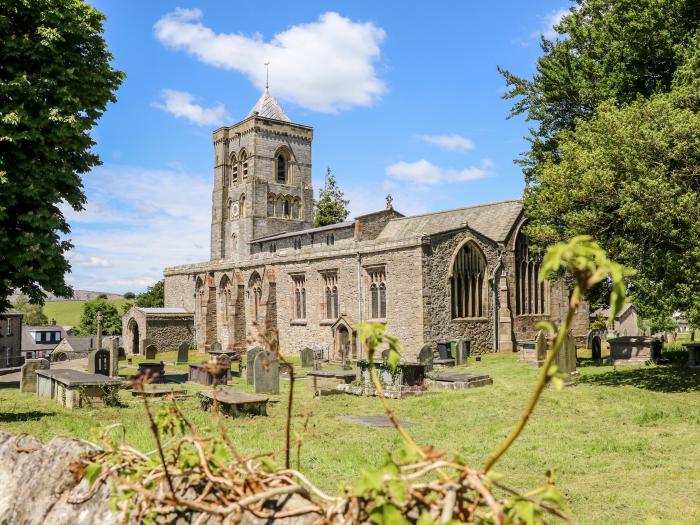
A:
[536,330,548,365]
[110,338,119,377]
[20,358,50,393]
[246,347,263,385]
[253,350,279,394]
[118,347,126,360]
[380,349,390,362]
[210,341,222,353]
[552,331,577,384]
[417,344,434,372]
[300,347,314,368]
[177,342,190,364]
[93,349,110,376]
[216,354,232,371]
[141,338,153,356]
[145,344,157,360]
[455,338,470,365]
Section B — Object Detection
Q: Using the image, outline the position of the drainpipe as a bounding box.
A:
[356,251,363,358]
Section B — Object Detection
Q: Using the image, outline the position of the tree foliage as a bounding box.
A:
[135,280,164,308]
[0,0,124,311]
[314,168,350,227]
[75,297,121,336]
[12,294,48,325]
[501,0,700,325]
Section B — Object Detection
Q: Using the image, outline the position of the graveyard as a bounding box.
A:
[0,348,697,524]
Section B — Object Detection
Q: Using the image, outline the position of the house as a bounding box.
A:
[52,335,119,360]
[591,304,641,337]
[0,309,24,368]
[21,320,67,359]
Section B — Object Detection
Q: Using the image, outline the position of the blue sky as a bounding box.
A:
[66,0,570,294]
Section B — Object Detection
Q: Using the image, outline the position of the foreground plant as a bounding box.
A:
[69,237,631,524]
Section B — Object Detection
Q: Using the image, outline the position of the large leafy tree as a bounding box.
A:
[136,280,164,308]
[75,297,121,336]
[314,168,350,227]
[0,0,124,311]
[500,0,700,324]
[12,294,48,325]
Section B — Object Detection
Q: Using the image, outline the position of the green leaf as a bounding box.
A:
[369,502,411,525]
[416,511,435,525]
[387,349,401,372]
[83,463,102,488]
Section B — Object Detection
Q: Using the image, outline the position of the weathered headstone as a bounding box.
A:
[380,348,390,362]
[177,342,190,364]
[95,311,103,355]
[141,338,153,356]
[20,358,50,393]
[210,341,222,353]
[110,338,119,377]
[246,347,263,385]
[93,349,110,376]
[216,354,232,371]
[253,350,279,394]
[535,330,548,367]
[145,344,157,360]
[455,337,470,365]
[300,347,314,368]
[417,344,434,372]
[552,331,577,384]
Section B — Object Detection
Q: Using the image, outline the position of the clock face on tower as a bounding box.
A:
[231,202,240,219]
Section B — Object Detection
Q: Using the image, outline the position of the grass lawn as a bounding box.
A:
[0,352,698,524]
[43,299,129,327]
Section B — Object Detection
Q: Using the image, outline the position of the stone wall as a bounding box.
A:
[422,229,500,354]
[354,209,405,241]
[163,272,196,312]
[145,316,194,353]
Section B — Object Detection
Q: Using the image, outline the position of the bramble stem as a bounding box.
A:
[482,286,582,473]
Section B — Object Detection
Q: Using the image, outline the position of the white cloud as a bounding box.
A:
[62,165,212,293]
[538,8,569,40]
[154,9,386,113]
[415,134,474,151]
[385,159,493,186]
[153,89,229,126]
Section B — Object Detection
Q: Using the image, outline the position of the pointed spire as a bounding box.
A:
[247,88,291,122]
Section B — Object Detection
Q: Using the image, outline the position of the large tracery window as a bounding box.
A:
[450,241,487,319]
[367,267,387,319]
[515,231,547,315]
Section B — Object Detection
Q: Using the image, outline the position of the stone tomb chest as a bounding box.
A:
[199,390,269,417]
[307,370,357,397]
[36,369,121,409]
[342,361,426,398]
[609,336,660,365]
[188,364,230,386]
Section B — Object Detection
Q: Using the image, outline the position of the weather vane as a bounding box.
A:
[264,61,270,89]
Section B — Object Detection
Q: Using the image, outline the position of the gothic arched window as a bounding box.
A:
[323,273,339,319]
[275,196,284,217]
[230,154,238,184]
[367,267,387,319]
[292,198,301,219]
[277,154,287,184]
[293,275,306,319]
[240,150,248,178]
[450,241,487,319]
[283,197,291,218]
[515,231,547,315]
[239,194,245,218]
[267,194,275,217]
[250,273,262,323]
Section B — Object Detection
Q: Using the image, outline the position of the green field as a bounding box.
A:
[0,351,697,524]
[42,299,129,327]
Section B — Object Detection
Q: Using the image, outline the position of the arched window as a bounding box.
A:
[283,197,291,218]
[267,194,275,217]
[367,267,387,319]
[239,194,245,218]
[515,231,547,315]
[292,198,301,219]
[450,241,487,319]
[250,273,262,323]
[275,196,284,217]
[323,273,339,319]
[241,150,248,178]
[230,154,238,184]
[276,154,287,184]
[293,275,306,319]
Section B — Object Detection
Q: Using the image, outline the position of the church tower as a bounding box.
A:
[210,88,315,261]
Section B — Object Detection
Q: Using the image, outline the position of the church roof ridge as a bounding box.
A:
[250,220,355,243]
[246,87,291,122]
[387,198,523,223]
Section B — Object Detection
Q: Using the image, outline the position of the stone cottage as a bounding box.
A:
[158,88,589,360]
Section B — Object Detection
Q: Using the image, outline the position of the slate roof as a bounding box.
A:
[246,88,290,122]
[251,221,355,243]
[375,199,523,243]
[0,309,22,316]
[140,307,190,314]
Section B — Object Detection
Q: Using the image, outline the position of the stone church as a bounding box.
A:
[145,88,589,360]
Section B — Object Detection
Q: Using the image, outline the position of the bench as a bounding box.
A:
[36,369,122,409]
[198,390,269,417]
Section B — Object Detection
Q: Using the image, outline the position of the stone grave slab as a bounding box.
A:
[20,358,50,393]
[177,342,190,364]
[199,389,269,417]
[426,371,493,390]
[36,369,121,409]
[300,347,314,368]
[338,415,414,429]
[145,344,157,360]
[131,385,188,399]
[246,347,263,385]
[253,350,279,394]
[609,336,656,366]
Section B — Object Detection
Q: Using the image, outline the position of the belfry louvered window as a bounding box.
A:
[450,242,487,319]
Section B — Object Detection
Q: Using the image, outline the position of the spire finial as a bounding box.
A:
[386,194,393,209]
[264,61,270,90]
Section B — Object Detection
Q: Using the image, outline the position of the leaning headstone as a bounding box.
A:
[254,350,280,394]
[535,330,548,367]
[246,347,263,385]
[177,342,190,364]
[210,341,222,353]
[20,358,50,393]
[300,347,314,368]
[145,344,157,360]
[417,344,434,372]
[110,338,119,377]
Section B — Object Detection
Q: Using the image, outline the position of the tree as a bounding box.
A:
[75,297,121,336]
[123,292,136,300]
[515,25,700,324]
[0,0,125,311]
[136,280,164,308]
[13,295,48,325]
[314,168,350,227]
